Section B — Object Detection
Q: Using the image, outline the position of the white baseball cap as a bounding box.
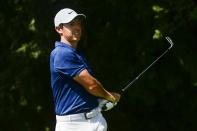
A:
[54,8,86,27]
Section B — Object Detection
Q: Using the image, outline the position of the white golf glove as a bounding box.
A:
[98,99,117,111]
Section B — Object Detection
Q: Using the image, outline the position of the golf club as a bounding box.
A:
[99,36,174,111]
[120,36,174,94]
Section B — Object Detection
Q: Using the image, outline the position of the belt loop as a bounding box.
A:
[68,115,71,121]
[84,112,89,120]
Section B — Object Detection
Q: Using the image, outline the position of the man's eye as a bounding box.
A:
[77,22,81,25]
[67,21,81,26]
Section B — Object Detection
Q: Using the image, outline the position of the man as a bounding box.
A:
[50,8,120,131]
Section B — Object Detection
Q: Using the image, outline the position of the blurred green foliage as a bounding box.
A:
[0,0,197,130]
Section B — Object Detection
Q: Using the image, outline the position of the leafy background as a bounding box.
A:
[1,0,197,130]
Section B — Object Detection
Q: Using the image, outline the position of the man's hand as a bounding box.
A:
[110,92,121,103]
[98,92,121,111]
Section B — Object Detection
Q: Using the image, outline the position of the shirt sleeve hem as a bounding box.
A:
[71,66,86,78]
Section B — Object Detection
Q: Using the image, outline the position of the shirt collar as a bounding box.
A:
[55,41,77,52]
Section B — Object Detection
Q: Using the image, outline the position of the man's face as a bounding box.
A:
[61,18,82,43]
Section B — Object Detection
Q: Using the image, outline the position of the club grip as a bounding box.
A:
[98,99,116,111]
[102,101,114,111]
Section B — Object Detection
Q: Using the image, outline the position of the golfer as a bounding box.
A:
[50,8,120,131]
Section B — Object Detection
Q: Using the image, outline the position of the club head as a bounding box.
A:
[165,36,174,49]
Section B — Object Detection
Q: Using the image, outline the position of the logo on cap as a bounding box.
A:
[68,11,73,14]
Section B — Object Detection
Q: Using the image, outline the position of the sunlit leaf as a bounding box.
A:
[20,97,27,106]
[152,5,164,12]
[45,127,50,131]
[29,18,36,31]
[153,29,162,39]
[36,105,42,112]
[31,50,41,59]
[16,43,28,53]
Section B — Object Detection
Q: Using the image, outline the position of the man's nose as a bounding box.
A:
[73,23,81,30]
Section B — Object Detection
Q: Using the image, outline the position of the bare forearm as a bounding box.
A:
[73,69,120,103]
[73,69,115,102]
[85,78,115,102]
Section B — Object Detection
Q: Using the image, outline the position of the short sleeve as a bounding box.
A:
[54,49,85,78]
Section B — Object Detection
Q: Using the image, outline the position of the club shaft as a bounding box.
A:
[121,38,173,94]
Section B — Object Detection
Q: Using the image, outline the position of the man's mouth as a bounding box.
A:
[73,31,80,36]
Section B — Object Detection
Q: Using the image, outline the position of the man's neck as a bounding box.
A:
[61,39,78,49]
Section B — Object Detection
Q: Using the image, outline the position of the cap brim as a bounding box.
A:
[66,14,86,24]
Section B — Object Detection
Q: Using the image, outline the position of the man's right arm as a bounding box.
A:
[73,69,120,103]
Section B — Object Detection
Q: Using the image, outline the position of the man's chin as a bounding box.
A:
[70,39,80,44]
[73,38,80,42]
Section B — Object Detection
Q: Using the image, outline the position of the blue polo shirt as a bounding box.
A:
[50,41,98,115]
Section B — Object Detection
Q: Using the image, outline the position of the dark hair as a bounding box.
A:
[59,23,64,29]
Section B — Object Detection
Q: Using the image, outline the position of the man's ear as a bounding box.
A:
[55,26,63,35]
